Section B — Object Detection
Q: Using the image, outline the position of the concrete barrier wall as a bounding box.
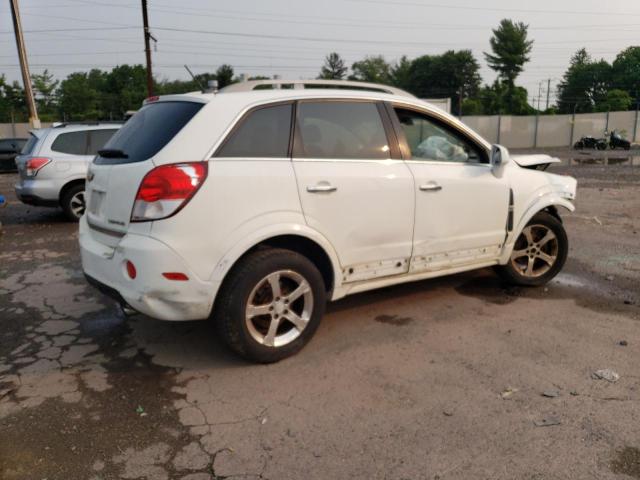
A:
[0,122,52,139]
[2,111,639,148]
[461,110,639,148]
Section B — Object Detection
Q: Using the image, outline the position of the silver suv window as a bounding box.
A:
[51,131,89,155]
[50,129,118,156]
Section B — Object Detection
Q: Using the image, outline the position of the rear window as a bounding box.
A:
[51,131,89,155]
[21,133,40,155]
[94,101,203,165]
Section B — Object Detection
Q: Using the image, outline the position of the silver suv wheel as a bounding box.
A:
[69,190,86,219]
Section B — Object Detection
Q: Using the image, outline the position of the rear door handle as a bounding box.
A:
[307,184,337,193]
[419,183,442,192]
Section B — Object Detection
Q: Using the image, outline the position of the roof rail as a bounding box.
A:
[52,120,124,128]
[219,79,415,98]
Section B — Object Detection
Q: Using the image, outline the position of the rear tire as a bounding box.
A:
[61,183,86,222]
[495,211,568,287]
[214,248,326,363]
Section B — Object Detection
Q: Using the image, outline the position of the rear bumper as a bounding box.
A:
[79,216,217,321]
[15,179,59,207]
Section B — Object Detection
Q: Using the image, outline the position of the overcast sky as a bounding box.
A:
[1,0,639,105]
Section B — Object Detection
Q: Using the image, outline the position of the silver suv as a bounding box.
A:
[15,123,121,221]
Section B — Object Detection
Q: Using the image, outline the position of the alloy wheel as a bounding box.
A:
[70,191,86,218]
[510,224,559,278]
[245,270,314,348]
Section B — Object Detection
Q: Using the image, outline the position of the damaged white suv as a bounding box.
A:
[80,80,577,363]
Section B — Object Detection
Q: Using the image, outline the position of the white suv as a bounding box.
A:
[15,123,121,220]
[80,80,577,363]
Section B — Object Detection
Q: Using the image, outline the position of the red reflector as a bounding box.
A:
[145,95,160,103]
[126,260,137,279]
[162,272,189,281]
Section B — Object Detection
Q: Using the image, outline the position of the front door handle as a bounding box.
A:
[419,183,442,192]
[307,184,337,193]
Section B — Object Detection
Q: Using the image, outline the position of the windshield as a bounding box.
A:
[94,101,203,165]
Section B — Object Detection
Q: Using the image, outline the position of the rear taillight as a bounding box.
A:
[25,157,51,177]
[131,162,207,222]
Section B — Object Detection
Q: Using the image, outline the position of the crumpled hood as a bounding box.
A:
[510,154,561,168]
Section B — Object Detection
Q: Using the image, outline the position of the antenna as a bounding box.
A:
[184,65,206,92]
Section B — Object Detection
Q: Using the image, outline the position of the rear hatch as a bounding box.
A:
[85,99,204,246]
[15,130,44,177]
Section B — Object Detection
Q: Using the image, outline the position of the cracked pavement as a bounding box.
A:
[1,156,639,479]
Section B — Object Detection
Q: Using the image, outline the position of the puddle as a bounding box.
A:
[552,273,589,289]
[611,446,640,479]
[562,155,640,166]
[375,314,413,326]
[454,275,522,305]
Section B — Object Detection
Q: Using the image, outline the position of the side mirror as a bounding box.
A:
[491,144,509,168]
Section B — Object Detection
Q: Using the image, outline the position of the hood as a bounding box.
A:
[511,154,561,169]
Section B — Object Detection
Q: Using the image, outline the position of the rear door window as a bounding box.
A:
[95,101,203,165]
[215,103,292,158]
[87,129,119,155]
[294,101,390,159]
[51,131,89,155]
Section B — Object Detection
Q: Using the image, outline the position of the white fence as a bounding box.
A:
[462,110,640,149]
[2,109,639,149]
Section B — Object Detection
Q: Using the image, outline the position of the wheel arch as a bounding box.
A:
[210,225,342,297]
[500,196,574,264]
[58,178,85,205]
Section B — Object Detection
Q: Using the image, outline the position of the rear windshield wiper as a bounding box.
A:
[98,148,129,158]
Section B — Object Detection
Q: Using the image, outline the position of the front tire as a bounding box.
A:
[214,248,326,363]
[61,183,86,222]
[495,211,568,286]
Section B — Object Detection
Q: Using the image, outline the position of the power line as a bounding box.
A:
[347,0,640,17]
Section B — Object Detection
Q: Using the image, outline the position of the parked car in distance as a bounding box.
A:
[80,79,577,363]
[14,122,121,221]
[0,137,27,173]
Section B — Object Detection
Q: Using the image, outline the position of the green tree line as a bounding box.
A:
[1,18,639,123]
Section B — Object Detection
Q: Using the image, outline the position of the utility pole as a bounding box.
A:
[141,0,154,97]
[9,0,40,128]
[537,81,542,111]
[545,78,551,111]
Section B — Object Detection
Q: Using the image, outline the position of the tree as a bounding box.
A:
[479,80,533,115]
[403,50,481,115]
[215,64,235,89]
[484,19,533,112]
[349,56,391,84]
[390,56,412,91]
[557,49,612,113]
[58,72,101,120]
[599,89,633,112]
[485,19,533,85]
[103,64,148,118]
[318,52,348,80]
[0,75,27,122]
[31,69,59,119]
[611,46,640,104]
